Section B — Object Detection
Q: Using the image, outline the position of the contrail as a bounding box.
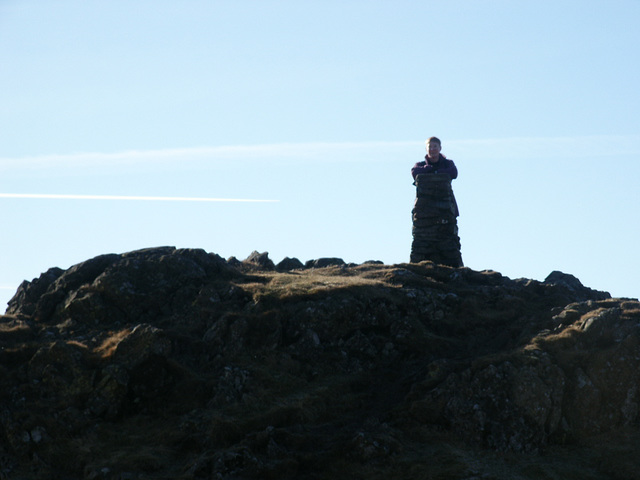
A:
[0,193,279,203]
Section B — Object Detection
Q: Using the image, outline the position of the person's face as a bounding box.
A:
[427,142,441,160]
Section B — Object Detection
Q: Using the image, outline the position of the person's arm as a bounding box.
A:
[411,162,435,179]
[432,160,458,179]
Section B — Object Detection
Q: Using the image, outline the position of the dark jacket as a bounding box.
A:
[411,154,459,216]
[411,154,458,180]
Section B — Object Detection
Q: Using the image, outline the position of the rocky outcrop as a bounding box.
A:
[1,247,639,479]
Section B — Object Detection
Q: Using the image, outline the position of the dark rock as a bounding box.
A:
[275,257,304,271]
[6,266,64,316]
[244,251,275,270]
[226,256,241,267]
[545,270,585,290]
[0,247,635,480]
[544,270,610,301]
[304,257,346,268]
[411,174,462,267]
[7,247,242,326]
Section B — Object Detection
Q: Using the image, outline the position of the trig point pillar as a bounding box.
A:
[410,173,463,267]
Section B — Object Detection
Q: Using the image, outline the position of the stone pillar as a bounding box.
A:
[411,173,463,267]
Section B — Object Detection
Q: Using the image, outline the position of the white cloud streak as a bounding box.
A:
[446,134,640,160]
[0,193,279,203]
[1,135,638,170]
[0,141,417,170]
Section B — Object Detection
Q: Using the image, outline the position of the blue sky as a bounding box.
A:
[1,0,639,309]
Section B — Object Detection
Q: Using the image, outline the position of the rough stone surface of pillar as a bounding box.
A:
[411,173,463,267]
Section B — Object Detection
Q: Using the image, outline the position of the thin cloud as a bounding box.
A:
[0,141,417,170]
[1,135,638,170]
[0,193,278,203]
[447,134,640,160]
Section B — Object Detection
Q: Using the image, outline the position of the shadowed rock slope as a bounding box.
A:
[1,246,639,479]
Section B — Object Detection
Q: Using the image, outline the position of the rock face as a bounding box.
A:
[1,247,639,479]
[410,173,463,267]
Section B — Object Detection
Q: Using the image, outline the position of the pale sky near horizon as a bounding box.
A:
[1,0,639,310]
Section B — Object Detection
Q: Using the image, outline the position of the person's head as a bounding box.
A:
[425,136,442,160]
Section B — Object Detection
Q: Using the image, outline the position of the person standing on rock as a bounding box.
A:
[411,136,458,181]
[411,136,459,217]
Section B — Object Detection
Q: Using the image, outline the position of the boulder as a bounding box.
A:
[304,257,346,268]
[243,251,276,270]
[276,257,304,271]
